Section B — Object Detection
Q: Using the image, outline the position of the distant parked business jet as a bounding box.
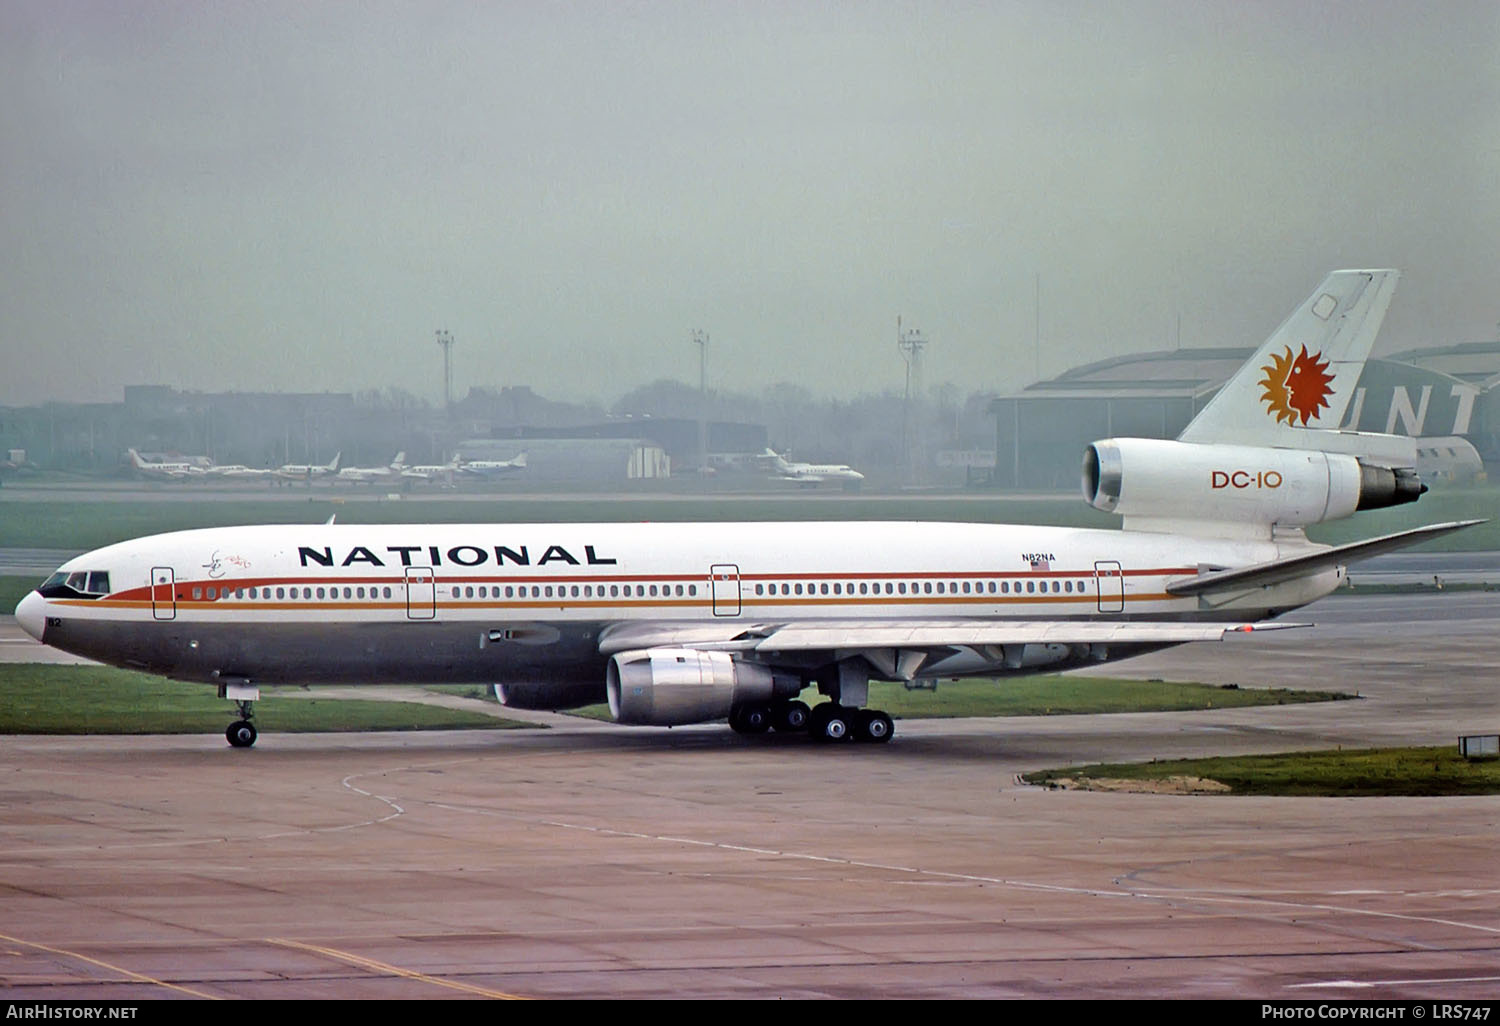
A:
[757,449,865,487]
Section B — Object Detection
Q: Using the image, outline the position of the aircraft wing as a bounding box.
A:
[597,618,1303,656]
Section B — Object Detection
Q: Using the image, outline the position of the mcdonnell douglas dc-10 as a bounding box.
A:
[16,271,1478,747]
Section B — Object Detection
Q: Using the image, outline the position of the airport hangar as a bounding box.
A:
[985,341,1500,492]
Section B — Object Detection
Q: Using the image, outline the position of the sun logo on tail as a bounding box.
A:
[1259,345,1334,425]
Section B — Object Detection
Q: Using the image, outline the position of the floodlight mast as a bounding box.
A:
[898,318,929,485]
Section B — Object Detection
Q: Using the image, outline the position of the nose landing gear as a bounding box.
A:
[218,680,260,748]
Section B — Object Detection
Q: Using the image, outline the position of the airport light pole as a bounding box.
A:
[692,329,709,475]
[898,319,928,486]
[436,330,453,417]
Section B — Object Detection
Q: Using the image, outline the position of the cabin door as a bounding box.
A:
[150,566,176,621]
[1094,561,1124,613]
[405,567,437,620]
[710,564,741,616]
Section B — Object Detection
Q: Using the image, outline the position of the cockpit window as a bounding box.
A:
[38,570,111,599]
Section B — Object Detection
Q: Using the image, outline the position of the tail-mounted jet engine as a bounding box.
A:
[607,648,800,726]
[1083,438,1424,525]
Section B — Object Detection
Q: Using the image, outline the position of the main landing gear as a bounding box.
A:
[728,699,895,744]
[807,703,894,744]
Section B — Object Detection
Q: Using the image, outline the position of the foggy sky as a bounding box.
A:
[3,1,1497,409]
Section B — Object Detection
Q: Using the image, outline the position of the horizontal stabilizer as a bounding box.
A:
[1165,519,1484,597]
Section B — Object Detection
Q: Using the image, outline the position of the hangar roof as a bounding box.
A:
[1386,341,1500,388]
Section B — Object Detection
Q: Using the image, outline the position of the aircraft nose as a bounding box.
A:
[14,590,46,643]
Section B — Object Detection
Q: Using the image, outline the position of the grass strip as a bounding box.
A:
[1022,746,1500,796]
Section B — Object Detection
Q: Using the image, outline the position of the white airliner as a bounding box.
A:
[16,271,1477,749]
[272,452,341,483]
[335,452,406,484]
[127,448,207,480]
[757,448,865,486]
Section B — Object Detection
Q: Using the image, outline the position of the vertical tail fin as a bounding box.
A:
[1178,270,1399,449]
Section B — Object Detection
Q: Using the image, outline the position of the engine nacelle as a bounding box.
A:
[1083,438,1423,526]
[494,681,603,711]
[607,648,785,726]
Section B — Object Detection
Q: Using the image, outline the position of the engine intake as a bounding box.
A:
[607,648,788,726]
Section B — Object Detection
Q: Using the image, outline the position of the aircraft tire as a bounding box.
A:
[809,704,852,743]
[772,700,810,733]
[856,710,895,744]
[226,721,257,748]
[729,703,772,735]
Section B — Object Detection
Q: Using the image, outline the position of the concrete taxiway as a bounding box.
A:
[0,592,1497,1000]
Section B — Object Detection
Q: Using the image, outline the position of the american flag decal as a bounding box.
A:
[1030,557,1049,571]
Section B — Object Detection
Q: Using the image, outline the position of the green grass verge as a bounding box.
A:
[0,664,528,735]
[568,676,1350,721]
[1022,746,1500,796]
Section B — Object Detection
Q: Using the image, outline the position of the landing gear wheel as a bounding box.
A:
[772,700,810,733]
[855,709,895,744]
[809,704,852,743]
[226,720,257,748]
[728,703,772,735]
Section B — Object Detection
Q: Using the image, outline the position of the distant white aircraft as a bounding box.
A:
[401,455,460,483]
[204,463,272,479]
[757,448,865,486]
[273,452,341,483]
[336,452,407,484]
[17,271,1477,750]
[458,451,527,477]
[127,448,206,480]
